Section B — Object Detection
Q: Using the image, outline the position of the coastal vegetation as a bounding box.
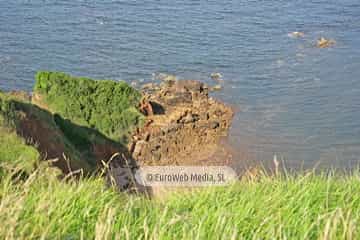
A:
[1,72,359,239]
[0,118,39,173]
[1,72,145,175]
[1,163,360,239]
[34,71,144,143]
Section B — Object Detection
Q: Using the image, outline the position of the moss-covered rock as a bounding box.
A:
[34,71,144,143]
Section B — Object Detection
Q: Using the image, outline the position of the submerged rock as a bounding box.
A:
[130,80,138,87]
[153,73,178,82]
[317,37,336,48]
[211,72,223,81]
[210,84,222,91]
[288,31,305,38]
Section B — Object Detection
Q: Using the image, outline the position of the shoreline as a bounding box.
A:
[2,73,360,238]
[0,72,234,191]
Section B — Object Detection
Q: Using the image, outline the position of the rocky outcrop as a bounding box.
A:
[1,73,234,192]
[129,79,233,166]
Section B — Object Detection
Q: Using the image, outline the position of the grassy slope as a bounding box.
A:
[34,71,144,144]
[0,92,40,173]
[0,91,94,173]
[1,168,360,239]
[0,117,39,173]
[1,71,145,174]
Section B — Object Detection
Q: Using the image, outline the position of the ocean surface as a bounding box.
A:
[1,0,360,169]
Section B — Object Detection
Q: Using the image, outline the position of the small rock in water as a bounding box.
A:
[141,83,157,90]
[154,73,177,82]
[288,31,305,38]
[210,72,223,81]
[296,53,305,58]
[163,75,177,82]
[130,81,138,87]
[316,37,335,48]
[211,84,222,91]
[276,59,285,67]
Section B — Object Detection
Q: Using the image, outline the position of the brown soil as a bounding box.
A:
[8,93,123,175]
[16,109,91,174]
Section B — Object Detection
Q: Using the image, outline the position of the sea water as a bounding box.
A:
[1,0,360,169]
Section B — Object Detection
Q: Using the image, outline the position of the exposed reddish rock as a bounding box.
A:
[129,79,233,166]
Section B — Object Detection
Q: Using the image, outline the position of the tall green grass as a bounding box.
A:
[1,166,360,240]
[0,126,39,173]
[0,111,39,173]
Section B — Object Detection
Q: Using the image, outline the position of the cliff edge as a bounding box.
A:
[0,72,233,190]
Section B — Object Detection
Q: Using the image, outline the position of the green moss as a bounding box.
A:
[34,71,144,143]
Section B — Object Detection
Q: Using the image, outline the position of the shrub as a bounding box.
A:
[0,92,16,127]
[34,71,144,143]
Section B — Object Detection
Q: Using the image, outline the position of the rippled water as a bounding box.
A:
[1,0,360,169]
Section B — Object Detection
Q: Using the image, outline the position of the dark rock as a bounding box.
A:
[149,101,165,115]
[139,98,154,116]
[210,121,220,129]
[178,112,200,124]
[144,132,151,141]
